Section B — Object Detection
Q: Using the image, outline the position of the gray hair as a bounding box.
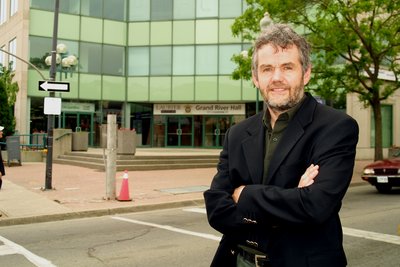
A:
[252,24,311,75]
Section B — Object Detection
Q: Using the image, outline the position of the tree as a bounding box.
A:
[231,0,400,161]
[0,63,19,138]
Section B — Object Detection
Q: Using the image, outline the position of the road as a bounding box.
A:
[0,185,399,267]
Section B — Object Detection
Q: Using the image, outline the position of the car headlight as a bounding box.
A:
[363,168,375,175]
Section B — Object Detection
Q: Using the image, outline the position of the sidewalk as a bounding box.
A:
[0,148,369,226]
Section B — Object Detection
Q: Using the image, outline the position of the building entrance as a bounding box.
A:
[61,112,94,146]
[166,116,193,147]
[203,116,230,148]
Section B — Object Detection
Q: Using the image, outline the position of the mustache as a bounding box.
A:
[267,82,289,90]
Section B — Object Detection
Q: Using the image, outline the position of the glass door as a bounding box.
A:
[167,117,179,146]
[203,116,231,148]
[166,116,193,147]
[61,112,94,146]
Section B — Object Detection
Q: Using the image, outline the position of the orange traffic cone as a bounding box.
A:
[118,170,132,201]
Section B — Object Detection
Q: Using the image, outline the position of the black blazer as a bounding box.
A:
[204,95,359,267]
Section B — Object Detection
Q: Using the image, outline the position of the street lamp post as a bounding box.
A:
[44,0,60,190]
[45,44,78,81]
[45,44,78,128]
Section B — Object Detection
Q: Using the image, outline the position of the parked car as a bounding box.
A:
[362,151,400,193]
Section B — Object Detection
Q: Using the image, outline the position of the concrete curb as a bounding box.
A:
[0,199,205,227]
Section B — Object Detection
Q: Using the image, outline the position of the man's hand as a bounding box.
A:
[232,185,245,203]
[298,164,319,188]
[232,164,319,203]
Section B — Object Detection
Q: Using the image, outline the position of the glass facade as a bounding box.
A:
[26,0,256,148]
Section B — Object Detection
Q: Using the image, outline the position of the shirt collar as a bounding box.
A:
[262,94,307,129]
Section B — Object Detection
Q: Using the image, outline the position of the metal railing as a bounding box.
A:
[1,134,48,150]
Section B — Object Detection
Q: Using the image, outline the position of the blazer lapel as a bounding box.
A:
[242,113,265,184]
[264,95,317,184]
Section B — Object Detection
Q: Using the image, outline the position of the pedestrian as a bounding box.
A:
[0,126,5,190]
[204,23,359,267]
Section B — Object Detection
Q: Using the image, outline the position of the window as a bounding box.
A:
[9,38,17,70]
[129,0,150,21]
[151,0,172,21]
[81,0,103,18]
[0,0,6,24]
[104,0,126,21]
[219,0,242,18]
[196,0,218,18]
[60,0,80,14]
[196,45,217,75]
[80,42,102,74]
[10,0,18,16]
[150,46,172,75]
[371,105,393,148]
[173,46,194,75]
[128,47,149,76]
[30,0,52,11]
[219,45,241,74]
[29,36,52,69]
[173,0,195,19]
[102,45,125,76]
[30,0,79,14]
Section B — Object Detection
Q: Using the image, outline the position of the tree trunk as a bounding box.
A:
[372,99,383,161]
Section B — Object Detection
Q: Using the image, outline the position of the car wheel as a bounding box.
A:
[375,184,392,193]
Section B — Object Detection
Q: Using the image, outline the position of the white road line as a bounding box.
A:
[111,216,221,241]
[343,227,400,245]
[0,236,56,267]
[182,207,207,214]
[183,208,400,246]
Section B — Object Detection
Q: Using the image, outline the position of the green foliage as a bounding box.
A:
[0,64,19,138]
[232,0,400,159]
[0,64,19,105]
[232,0,400,105]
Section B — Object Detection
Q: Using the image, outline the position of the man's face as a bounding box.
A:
[252,44,311,113]
[0,130,3,138]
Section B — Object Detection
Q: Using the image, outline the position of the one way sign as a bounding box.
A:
[39,81,70,92]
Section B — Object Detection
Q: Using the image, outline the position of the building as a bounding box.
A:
[0,0,398,157]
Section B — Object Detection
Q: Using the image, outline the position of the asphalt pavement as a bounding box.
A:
[0,148,369,226]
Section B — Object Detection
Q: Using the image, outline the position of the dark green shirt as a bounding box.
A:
[262,96,305,184]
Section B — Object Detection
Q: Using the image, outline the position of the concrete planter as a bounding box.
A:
[117,130,136,155]
[72,132,89,151]
[1,150,45,163]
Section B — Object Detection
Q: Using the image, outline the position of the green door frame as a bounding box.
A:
[61,111,94,146]
[165,115,194,147]
[202,115,232,148]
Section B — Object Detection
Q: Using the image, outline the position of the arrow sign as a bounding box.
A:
[39,81,70,92]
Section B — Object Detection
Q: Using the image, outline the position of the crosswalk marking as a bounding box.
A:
[111,216,221,241]
[183,207,400,246]
[0,235,56,267]
[343,227,400,245]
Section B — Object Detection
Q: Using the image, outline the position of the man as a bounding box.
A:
[0,126,5,190]
[204,24,359,267]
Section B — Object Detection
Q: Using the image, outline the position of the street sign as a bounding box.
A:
[39,81,70,92]
[44,97,62,115]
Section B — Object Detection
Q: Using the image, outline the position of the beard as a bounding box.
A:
[263,81,305,113]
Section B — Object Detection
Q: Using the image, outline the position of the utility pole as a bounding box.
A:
[105,114,117,199]
[45,0,60,190]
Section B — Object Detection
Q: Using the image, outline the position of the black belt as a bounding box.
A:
[237,247,271,267]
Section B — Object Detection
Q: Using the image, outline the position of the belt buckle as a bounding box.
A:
[255,254,267,267]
